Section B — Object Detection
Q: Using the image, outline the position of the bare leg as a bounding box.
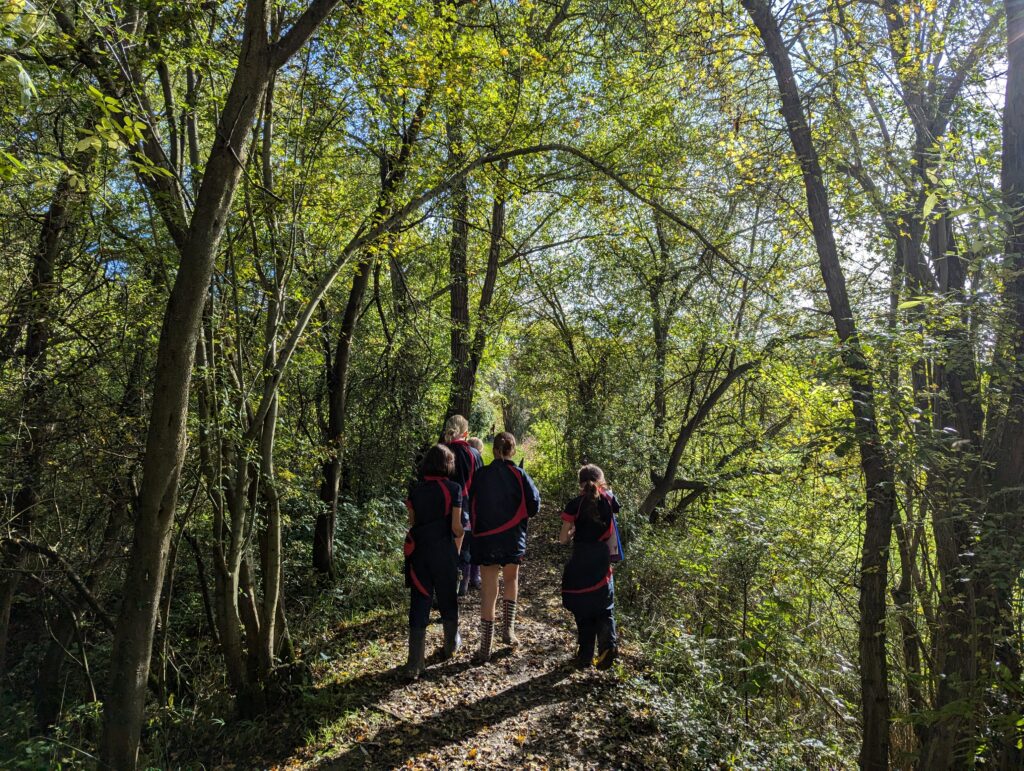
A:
[502,564,519,602]
[475,564,500,663]
[480,565,501,621]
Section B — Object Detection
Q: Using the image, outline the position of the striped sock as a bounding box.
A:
[474,619,494,663]
[502,599,519,645]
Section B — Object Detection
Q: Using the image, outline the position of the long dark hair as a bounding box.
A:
[578,464,606,526]
[421,444,455,478]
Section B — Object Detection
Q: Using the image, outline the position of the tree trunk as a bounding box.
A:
[976,4,1024,763]
[315,252,373,574]
[740,2,897,767]
[99,9,274,764]
[314,107,433,569]
[0,175,70,675]
[639,360,757,520]
[446,117,473,420]
[464,166,508,409]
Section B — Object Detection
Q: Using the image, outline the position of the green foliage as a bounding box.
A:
[0,0,1021,766]
[331,498,407,611]
[1,701,101,770]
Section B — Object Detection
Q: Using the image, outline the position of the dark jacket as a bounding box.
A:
[468,459,541,565]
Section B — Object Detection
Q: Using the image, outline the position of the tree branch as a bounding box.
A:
[271,0,346,69]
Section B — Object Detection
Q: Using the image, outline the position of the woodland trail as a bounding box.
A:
[211,510,670,770]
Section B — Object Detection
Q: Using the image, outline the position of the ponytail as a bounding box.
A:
[443,414,470,443]
[578,464,606,526]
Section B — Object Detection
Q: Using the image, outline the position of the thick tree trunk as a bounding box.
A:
[975,4,1024,764]
[740,2,897,767]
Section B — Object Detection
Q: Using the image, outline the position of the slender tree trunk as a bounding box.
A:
[315,253,373,573]
[639,360,756,519]
[99,10,274,764]
[314,107,432,568]
[0,175,70,675]
[740,3,897,767]
[446,117,473,420]
[464,167,507,406]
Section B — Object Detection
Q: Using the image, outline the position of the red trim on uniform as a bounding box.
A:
[435,479,452,515]
[409,565,430,597]
[447,439,477,494]
[560,511,574,523]
[562,568,612,594]
[473,508,528,538]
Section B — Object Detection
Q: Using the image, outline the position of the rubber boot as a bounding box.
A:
[473,619,494,664]
[470,564,481,590]
[458,568,470,597]
[502,599,519,646]
[402,627,427,680]
[575,619,596,670]
[442,616,461,660]
[595,616,618,670]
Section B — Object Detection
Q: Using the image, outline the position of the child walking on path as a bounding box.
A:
[468,432,541,663]
[402,444,464,679]
[559,464,621,670]
[442,415,483,595]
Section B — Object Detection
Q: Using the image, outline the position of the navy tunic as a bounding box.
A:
[445,439,482,495]
[404,477,463,597]
[468,460,541,566]
[445,439,483,528]
[561,490,619,616]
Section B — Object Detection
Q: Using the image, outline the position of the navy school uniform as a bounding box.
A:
[445,440,483,566]
[561,490,619,622]
[404,476,463,628]
[445,439,483,497]
[468,459,541,566]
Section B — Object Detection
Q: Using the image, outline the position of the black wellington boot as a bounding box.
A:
[442,616,462,660]
[402,627,427,680]
[595,617,618,671]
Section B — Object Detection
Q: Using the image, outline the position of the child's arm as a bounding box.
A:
[451,506,465,551]
[558,521,574,545]
[405,500,414,527]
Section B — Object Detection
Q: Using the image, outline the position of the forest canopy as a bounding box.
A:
[0,0,1021,768]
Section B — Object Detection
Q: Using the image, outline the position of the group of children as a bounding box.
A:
[401,414,621,679]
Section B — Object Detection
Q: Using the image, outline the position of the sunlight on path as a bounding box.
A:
[272,512,666,771]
